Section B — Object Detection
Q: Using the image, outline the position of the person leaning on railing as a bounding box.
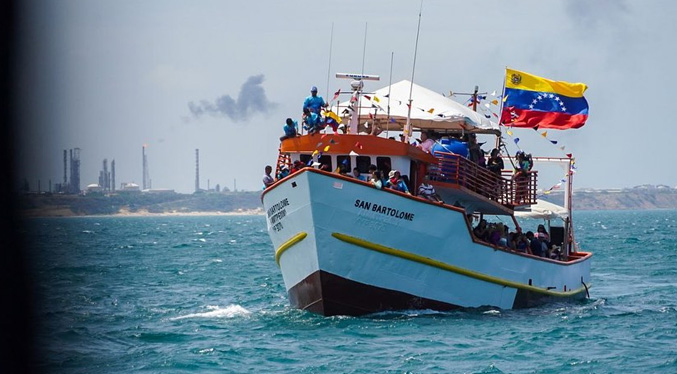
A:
[513,151,532,203]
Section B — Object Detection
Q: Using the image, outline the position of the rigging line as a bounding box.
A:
[361,22,368,77]
[405,0,423,142]
[325,22,334,102]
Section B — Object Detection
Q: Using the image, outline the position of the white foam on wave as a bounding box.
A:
[170,304,251,321]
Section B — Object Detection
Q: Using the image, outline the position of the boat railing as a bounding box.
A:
[428,152,537,206]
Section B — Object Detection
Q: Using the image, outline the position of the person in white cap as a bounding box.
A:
[385,170,410,194]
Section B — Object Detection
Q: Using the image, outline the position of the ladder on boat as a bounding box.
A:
[274,147,291,179]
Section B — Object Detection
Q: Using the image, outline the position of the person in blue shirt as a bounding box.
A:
[303,86,327,115]
[280,118,298,141]
[385,170,411,194]
[302,108,323,134]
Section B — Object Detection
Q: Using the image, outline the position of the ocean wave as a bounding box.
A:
[170,304,251,320]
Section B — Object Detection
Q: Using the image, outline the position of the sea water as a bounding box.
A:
[20,211,677,373]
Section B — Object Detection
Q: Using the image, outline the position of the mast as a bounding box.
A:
[404,1,423,143]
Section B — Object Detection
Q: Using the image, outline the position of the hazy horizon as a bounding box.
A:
[12,1,677,193]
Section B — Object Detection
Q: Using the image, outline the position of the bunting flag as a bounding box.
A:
[500,68,589,129]
[349,150,359,156]
[332,89,341,101]
[364,95,371,100]
[307,159,314,166]
[324,145,330,152]
[354,141,363,149]
[324,110,341,131]
[427,108,435,113]
[373,96,380,103]
[491,99,499,105]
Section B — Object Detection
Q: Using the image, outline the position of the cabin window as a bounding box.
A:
[337,155,351,171]
[318,155,332,171]
[356,156,371,173]
[377,157,392,175]
[300,154,312,165]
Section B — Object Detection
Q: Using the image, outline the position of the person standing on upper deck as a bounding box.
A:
[303,86,327,115]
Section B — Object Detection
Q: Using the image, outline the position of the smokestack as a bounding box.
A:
[142,145,150,190]
[69,148,81,193]
[63,150,68,187]
[103,159,108,191]
[195,149,200,192]
[111,160,115,191]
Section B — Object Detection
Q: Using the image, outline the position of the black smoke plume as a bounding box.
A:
[188,74,277,122]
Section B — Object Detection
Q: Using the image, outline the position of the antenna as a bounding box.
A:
[404,0,424,143]
[387,51,394,138]
[325,22,334,101]
[335,73,380,134]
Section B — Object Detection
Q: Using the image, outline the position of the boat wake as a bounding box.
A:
[170,304,251,321]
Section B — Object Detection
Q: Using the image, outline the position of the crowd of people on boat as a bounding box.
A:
[262,161,444,204]
[472,219,562,259]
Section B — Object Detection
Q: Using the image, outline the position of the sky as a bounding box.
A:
[11,0,677,193]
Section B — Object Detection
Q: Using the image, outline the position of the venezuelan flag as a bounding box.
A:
[500,68,589,129]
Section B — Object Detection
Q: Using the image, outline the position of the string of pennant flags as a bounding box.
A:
[309,86,579,196]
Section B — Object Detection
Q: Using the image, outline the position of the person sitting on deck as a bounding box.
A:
[280,118,298,141]
[473,219,489,241]
[352,168,367,181]
[536,224,551,249]
[526,231,543,257]
[515,232,532,254]
[303,86,327,115]
[277,164,290,180]
[291,160,305,174]
[303,108,323,134]
[369,170,383,190]
[417,131,435,153]
[385,170,411,194]
[418,175,443,203]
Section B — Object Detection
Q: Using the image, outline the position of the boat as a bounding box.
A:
[262,70,592,316]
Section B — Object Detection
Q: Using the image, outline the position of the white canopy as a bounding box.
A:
[514,199,568,220]
[332,80,499,133]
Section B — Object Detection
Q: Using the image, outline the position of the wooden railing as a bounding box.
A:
[428,152,537,206]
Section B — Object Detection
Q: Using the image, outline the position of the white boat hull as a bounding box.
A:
[263,169,591,316]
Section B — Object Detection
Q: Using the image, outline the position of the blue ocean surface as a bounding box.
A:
[22,210,677,373]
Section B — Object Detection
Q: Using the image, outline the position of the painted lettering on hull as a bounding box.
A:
[268,198,290,232]
[354,199,415,221]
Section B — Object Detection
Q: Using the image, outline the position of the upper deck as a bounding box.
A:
[277,133,537,215]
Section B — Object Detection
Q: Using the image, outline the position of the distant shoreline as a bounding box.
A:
[20,207,265,218]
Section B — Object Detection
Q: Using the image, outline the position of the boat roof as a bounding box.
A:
[514,199,568,221]
[332,80,500,134]
[280,133,438,163]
